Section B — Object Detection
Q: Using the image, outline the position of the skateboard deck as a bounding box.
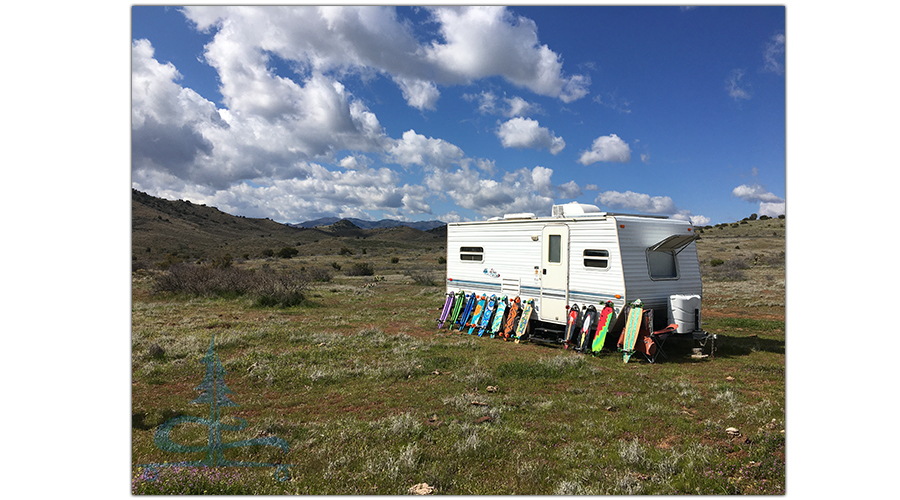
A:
[563,304,581,349]
[489,296,508,338]
[467,295,487,334]
[448,290,466,326]
[477,295,497,336]
[577,305,597,352]
[437,292,455,328]
[455,293,477,331]
[499,296,521,339]
[590,301,616,354]
[620,299,643,363]
[513,299,535,343]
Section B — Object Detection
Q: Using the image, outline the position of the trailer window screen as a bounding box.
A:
[548,235,561,263]
[648,250,677,279]
[583,249,609,269]
[460,246,484,262]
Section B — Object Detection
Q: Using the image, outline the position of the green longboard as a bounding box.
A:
[513,299,535,343]
[590,301,616,354]
[467,295,487,335]
[447,290,466,326]
[488,296,508,338]
[621,299,643,363]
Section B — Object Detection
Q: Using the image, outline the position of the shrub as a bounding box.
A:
[438,256,447,264]
[210,254,233,269]
[339,247,353,256]
[405,269,439,286]
[346,262,375,276]
[391,257,400,264]
[262,249,275,258]
[156,253,183,270]
[331,262,342,271]
[277,247,299,259]
[152,263,312,307]
[710,258,725,267]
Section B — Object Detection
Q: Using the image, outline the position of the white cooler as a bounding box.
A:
[668,294,701,333]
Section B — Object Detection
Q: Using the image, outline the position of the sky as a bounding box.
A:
[131,5,786,226]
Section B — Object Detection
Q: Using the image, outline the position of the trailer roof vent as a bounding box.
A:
[552,202,605,217]
[503,212,536,220]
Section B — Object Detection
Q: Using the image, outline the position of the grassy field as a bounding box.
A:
[131,217,785,495]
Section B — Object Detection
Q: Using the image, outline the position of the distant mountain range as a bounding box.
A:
[289,217,446,231]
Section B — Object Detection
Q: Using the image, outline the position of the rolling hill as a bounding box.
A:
[132,189,446,263]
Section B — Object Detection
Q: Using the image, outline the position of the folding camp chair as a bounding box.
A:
[634,309,679,363]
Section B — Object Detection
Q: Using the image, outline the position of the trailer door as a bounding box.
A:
[540,224,569,322]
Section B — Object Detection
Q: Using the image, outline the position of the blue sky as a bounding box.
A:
[132,5,786,225]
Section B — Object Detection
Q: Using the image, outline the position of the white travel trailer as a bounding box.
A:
[445,202,704,338]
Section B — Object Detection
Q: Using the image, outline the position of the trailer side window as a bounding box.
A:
[460,246,484,262]
[648,250,677,279]
[548,235,561,263]
[583,249,609,269]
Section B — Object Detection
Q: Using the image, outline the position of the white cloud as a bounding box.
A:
[726,69,752,101]
[592,90,632,114]
[426,165,581,218]
[183,6,588,111]
[732,184,784,203]
[578,134,631,165]
[733,184,785,218]
[595,190,708,225]
[759,202,786,218]
[640,153,650,163]
[597,190,675,214]
[385,129,466,170]
[466,91,541,117]
[497,117,565,154]
[424,6,589,101]
[133,7,594,223]
[394,77,441,111]
[689,215,711,226]
[763,33,785,75]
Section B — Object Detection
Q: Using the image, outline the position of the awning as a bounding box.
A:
[647,233,699,255]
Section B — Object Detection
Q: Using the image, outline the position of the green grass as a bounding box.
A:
[132,268,785,495]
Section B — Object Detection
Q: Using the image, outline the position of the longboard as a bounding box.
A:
[448,290,466,326]
[620,299,643,363]
[499,296,521,340]
[590,301,616,354]
[577,305,597,353]
[455,293,477,332]
[467,295,487,335]
[489,296,508,338]
[437,292,455,329]
[513,299,535,343]
[563,304,581,349]
[477,295,497,336]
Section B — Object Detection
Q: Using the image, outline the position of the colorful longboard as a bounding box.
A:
[467,295,487,335]
[499,297,521,340]
[447,290,466,326]
[513,299,535,343]
[455,293,477,331]
[437,293,455,329]
[564,304,581,349]
[590,301,616,354]
[620,299,643,363]
[577,305,597,352]
[477,295,497,336]
[488,296,508,338]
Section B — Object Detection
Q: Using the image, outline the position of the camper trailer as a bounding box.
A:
[445,202,703,338]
